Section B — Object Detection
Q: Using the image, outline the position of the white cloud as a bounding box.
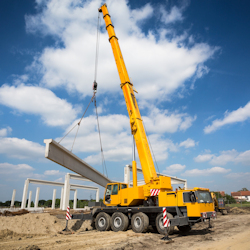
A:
[131,3,153,23]
[0,163,34,175]
[226,172,250,179]
[0,84,80,127]
[204,102,250,133]
[0,162,44,179]
[0,137,44,160]
[163,164,186,175]
[44,170,60,175]
[57,113,178,164]
[25,0,217,102]
[160,6,183,24]
[194,149,250,166]
[179,138,197,148]
[194,154,214,162]
[143,107,196,134]
[184,166,231,176]
[0,126,12,137]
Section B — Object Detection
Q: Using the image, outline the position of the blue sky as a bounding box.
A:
[0,0,250,203]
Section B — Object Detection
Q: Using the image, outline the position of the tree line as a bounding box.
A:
[0,199,103,208]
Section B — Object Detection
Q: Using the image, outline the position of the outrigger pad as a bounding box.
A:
[161,235,173,242]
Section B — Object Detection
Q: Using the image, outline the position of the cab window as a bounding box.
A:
[112,184,119,195]
[105,185,112,196]
[121,184,127,189]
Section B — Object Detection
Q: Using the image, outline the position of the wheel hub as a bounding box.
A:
[98,217,106,228]
[134,216,142,228]
[114,217,122,228]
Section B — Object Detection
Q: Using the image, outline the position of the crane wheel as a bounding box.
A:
[155,212,174,235]
[111,212,129,232]
[131,212,149,233]
[95,212,111,231]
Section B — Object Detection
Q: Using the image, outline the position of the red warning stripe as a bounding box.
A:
[150,189,160,196]
[66,206,72,220]
[163,207,170,228]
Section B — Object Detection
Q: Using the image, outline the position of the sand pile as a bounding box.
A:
[230,207,250,214]
[0,209,29,217]
[0,213,64,235]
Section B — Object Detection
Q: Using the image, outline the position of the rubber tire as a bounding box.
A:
[95,212,111,231]
[155,212,174,235]
[178,225,192,233]
[131,212,149,233]
[111,212,129,232]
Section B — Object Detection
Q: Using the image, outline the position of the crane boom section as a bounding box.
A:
[99,4,157,184]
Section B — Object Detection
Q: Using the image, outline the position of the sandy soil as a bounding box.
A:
[0,207,250,250]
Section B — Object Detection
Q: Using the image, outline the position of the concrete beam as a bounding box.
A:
[125,165,187,189]
[44,139,112,187]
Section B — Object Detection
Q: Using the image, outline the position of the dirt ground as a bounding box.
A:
[0,207,250,250]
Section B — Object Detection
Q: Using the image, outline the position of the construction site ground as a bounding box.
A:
[0,207,250,250]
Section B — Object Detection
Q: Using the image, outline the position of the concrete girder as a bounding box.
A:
[124,165,187,189]
[21,177,100,210]
[44,139,112,187]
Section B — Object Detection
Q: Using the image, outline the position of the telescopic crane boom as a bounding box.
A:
[99,4,159,186]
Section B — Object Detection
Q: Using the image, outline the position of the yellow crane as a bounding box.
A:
[71,4,216,235]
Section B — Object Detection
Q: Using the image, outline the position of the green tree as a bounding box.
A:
[39,200,46,206]
[224,194,236,204]
[237,188,249,192]
[55,198,61,208]
[44,199,52,207]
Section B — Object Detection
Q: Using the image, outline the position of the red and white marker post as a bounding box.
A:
[63,206,72,231]
[161,207,172,241]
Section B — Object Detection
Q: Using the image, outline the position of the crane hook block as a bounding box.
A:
[93,81,98,93]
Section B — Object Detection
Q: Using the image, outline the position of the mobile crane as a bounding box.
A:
[72,4,215,235]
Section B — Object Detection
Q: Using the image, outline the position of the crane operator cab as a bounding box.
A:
[104,183,128,205]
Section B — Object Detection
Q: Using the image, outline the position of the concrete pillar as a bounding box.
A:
[73,189,77,210]
[62,173,70,210]
[27,191,32,209]
[21,179,29,209]
[10,189,16,208]
[60,187,64,210]
[96,189,99,202]
[184,181,187,190]
[52,189,56,209]
[124,165,130,184]
[34,187,40,208]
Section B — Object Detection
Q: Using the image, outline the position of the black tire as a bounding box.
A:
[178,225,192,233]
[155,212,174,235]
[95,212,111,231]
[131,212,149,233]
[111,212,129,232]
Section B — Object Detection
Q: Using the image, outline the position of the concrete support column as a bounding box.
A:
[34,187,40,208]
[73,189,77,210]
[96,189,99,202]
[27,191,32,209]
[52,189,56,209]
[21,179,29,209]
[62,173,70,210]
[60,187,64,210]
[10,189,16,208]
[124,165,130,185]
[184,181,187,190]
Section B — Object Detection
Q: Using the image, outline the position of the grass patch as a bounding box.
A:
[226,203,250,207]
